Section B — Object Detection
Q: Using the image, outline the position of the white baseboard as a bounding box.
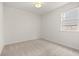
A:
[41,38,79,52]
[4,37,40,46]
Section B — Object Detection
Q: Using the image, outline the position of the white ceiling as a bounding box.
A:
[4,2,69,15]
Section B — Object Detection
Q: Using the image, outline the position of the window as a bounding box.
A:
[62,7,79,31]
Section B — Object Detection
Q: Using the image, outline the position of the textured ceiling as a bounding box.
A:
[4,2,69,15]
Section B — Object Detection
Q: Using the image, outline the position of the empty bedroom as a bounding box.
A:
[0,1,79,56]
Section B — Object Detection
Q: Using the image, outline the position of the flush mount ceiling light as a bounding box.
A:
[33,0,43,8]
[35,2,42,8]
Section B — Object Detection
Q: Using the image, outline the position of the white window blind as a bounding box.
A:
[62,7,79,31]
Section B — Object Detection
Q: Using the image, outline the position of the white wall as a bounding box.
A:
[4,6,41,45]
[41,2,79,50]
[0,2,4,54]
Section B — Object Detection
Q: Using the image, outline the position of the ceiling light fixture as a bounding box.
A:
[33,0,43,8]
[35,2,42,8]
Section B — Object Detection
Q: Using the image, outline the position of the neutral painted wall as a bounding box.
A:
[4,6,41,45]
[41,2,79,50]
[0,2,4,54]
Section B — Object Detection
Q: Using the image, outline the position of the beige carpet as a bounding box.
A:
[1,39,79,56]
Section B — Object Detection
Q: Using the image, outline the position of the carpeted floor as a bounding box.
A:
[1,39,79,56]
